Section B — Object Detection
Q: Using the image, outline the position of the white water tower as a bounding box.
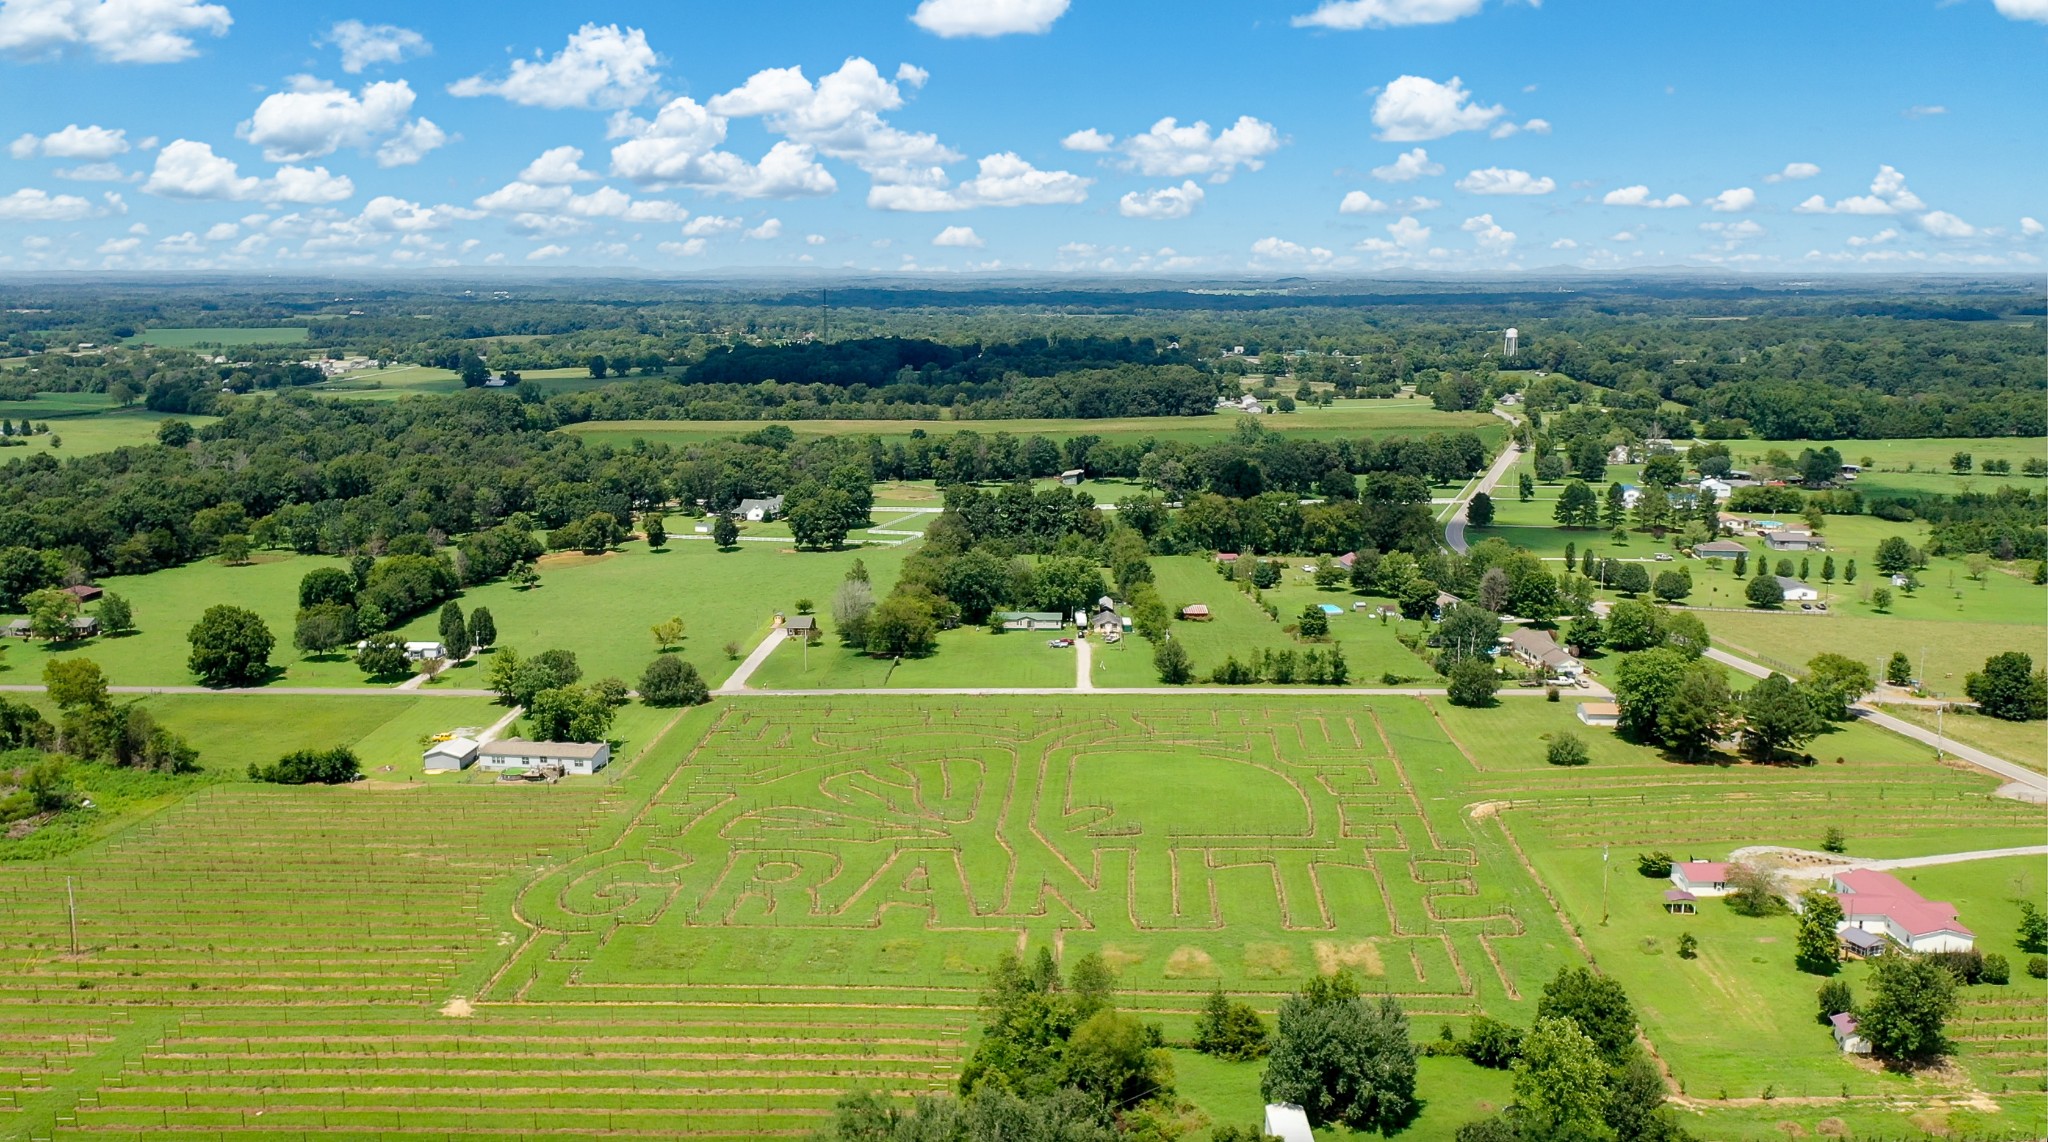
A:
[1503,327,1519,357]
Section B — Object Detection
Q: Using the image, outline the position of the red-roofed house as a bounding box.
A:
[1831,869,1975,953]
[1671,861,1733,897]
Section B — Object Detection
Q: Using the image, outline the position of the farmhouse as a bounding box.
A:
[998,611,1064,632]
[1776,577,1819,602]
[1695,539,1748,559]
[783,615,816,640]
[67,616,99,638]
[1829,1013,1871,1055]
[423,737,480,772]
[1831,869,1974,953]
[1178,604,1212,621]
[1670,861,1732,897]
[1263,1103,1316,1142]
[1576,701,1621,727]
[1504,626,1582,680]
[738,495,785,522]
[476,739,612,776]
[1090,606,1127,637]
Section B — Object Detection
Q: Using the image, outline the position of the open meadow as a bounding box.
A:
[124,327,310,348]
[0,693,2038,1141]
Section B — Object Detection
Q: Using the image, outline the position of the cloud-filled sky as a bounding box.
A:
[0,0,2042,274]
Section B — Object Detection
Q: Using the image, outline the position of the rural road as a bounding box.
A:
[1075,635,1095,691]
[1704,647,2047,802]
[716,626,787,694]
[1444,408,1524,554]
[1729,844,2048,880]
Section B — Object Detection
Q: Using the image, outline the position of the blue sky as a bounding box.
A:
[1,0,2042,274]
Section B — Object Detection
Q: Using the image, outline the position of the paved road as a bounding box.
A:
[1704,647,2046,800]
[0,684,499,698]
[1444,408,1524,554]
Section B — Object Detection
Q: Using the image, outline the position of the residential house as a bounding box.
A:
[1829,1013,1872,1055]
[405,640,448,661]
[1090,604,1126,637]
[1776,577,1820,603]
[1608,444,1633,465]
[1670,861,1733,897]
[3,619,28,639]
[1239,394,1265,415]
[998,611,1064,632]
[783,615,816,640]
[1432,590,1462,619]
[1576,701,1621,727]
[1178,604,1212,622]
[67,616,99,639]
[738,495,785,523]
[1832,869,1975,953]
[1697,477,1735,500]
[1838,464,1862,480]
[1263,1103,1316,1142]
[1059,469,1085,486]
[1504,626,1582,680]
[423,737,480,772]
[1695,539,1748,560]
[1619,484,1644,510]
[477,739,612,775]
[1765,530,1824,552]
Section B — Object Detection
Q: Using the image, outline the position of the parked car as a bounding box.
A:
[1653,552,1674,562]
[1047,638,1073,649]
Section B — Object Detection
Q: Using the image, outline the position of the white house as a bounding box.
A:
[1829,1013,1871,1055]
[356,639,449,662]
[1832,870,1974,953]
[477,739,612,775]
[1670,861,1733,897]
[998,611,1064,632]
[738,495,785,523]
[1698,477,1735,499]
[1776,577,1820,602]
[1504,626,1583,681]
[1263,1103,1316,1142]
[1239,394,1265,414]
[423,736,479,772]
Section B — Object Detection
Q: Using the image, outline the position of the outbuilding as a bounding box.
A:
[477,739,612,775]
[783,615,817,640]
[1576,701,1621,727]
[1695,539,1748,560]
[60,584,103,603]
[1663,888,1697,915]
[1830,1013,1871,1055]
[1776,577,1819,603]
[1263,1103,1316,1142]
[1671,861,1733,897]
[1179,604,1212,621]
[1059,469,1085,486]
[423,736,480,772]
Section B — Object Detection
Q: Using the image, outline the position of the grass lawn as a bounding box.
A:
[1173,1051,1516,1141]
[747,623,1080,690]
[134,693,505,773]
[1147,555,1435,686]
[306,365,630,401]
[125,326,309,348]
[559,398,1504,450]
[1876,704,2047,773]
[1702,610,2042,699]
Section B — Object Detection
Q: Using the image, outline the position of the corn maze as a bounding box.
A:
[0,695,2041,1140]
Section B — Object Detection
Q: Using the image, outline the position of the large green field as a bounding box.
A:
[0,391,217,457]
[125,327,309,348]
[0,694,2038,1141]
[309,365,633,401]
[560,398,1504,449]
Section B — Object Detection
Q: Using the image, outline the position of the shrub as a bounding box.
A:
[1927,949,1985,985]
[2026,956,2046,979]
[638,656,709,708]
[1816,979,1853,1024]
[1676,932,1698,959]
[1192,987,1269,1061]
[1446,658,1498,708]
[1545,733,1590,767]
[249,747,360,785]
[1460,1016,1521,1069]
[1980,953,2009,986]
[1636,851,1674,878]
[1821,825,1847,854]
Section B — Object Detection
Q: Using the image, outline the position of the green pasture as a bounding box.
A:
[133,693,505,774]
[1703,610,2041,699]
[1145,555,1434,686]
[311,365,628,401]
[125,326,308,348]
[748,623,1079,690]
[0,406,214,457]
[1876,704,2047,774]
[559,399,1505,450]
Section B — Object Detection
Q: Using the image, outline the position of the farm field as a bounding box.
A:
[0,403,214,457]
[1704,610,2041,700]
[0,694,2037,1141]
[559,398,1505,449]
[124,327,309,348]
[310,365,630,401]
[0,542,907,691]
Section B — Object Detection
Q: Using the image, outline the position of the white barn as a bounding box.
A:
[423,736,479,771]
[477,739,612,775]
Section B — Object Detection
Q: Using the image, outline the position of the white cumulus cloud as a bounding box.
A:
[1358,214,1432,254]
[658,238,706,257]
[0,186,100,219]
[520,146,599,184]
[1095,116,1281,182]
[1456,167,1554,195]
[1461,212,1515,254]
[1994,0,2048,22]
[241,78,443,168]
[143,139,260,199]
[1339,190,1387,214]
[869,152,1089,211]
[1919,210,1975,239]
[745,217,782,239]
[1293,0,1484,28]
[324,20,428,73]
[912,0,1069,37]
[0,0,230,64]
[10,123,129,160]
[1370,147,1442,183]
[1604,185,1691,208]
[1120,181,1204,219]
[268,165,353,204]
[2022,217,2044,237]
[1251,236,1335,265]
[1490,118,1550,139]
[931,224,985,247]
[1371,76,1504,142]
[1763,162,1820,183]
[1060,128,1114,153]
[1704,187,1756,212]
[1793,165,1925,215]
[526,244,569,261]
[450,23,660,109]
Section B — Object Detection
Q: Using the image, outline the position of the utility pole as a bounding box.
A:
[66,876,78,956]
[1935,703,1944,761]
[1600,846,1611,926]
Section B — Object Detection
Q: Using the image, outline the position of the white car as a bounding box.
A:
[1653,553,1674,562]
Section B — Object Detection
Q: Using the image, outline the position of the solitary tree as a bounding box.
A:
[438,601,472,660]
[468,606,497,651]
[1260,972,1417,1133]
[1964,652,2047,722]
[1153,638,1193,685]
[1297,605,1330,640]
[96,592,135,636]
[1795,889,1845,974]
[712,515,739,549]
[1446,658,1498,708]
[1546,733,1590,767]
[1745,569,1783,608]
[638,655,708,707]
[186,605,274,687]
[1466,491,1494,528]
[643,513,667,550]
[1885,651,1913,686]
[1741,673,1825,760]
[1510,1017,1611,1140]
[1860,953,1956,1066]
[651,616,688,651]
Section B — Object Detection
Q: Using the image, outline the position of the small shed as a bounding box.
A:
[1577,701,1621,727]
[1671,861,1733,897]
[1059,469,1085,486]
[1776,577,1819,602]
[67,615,100,638]
[424,736,480,772]
[1663,888,1697,915]
[4,619,30,639]
[1263,1103,1315,1142]
[1179,604,1212,621]
[61,584,103,603]
[1829,1012,1871,1055]
[784,615,817,640]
